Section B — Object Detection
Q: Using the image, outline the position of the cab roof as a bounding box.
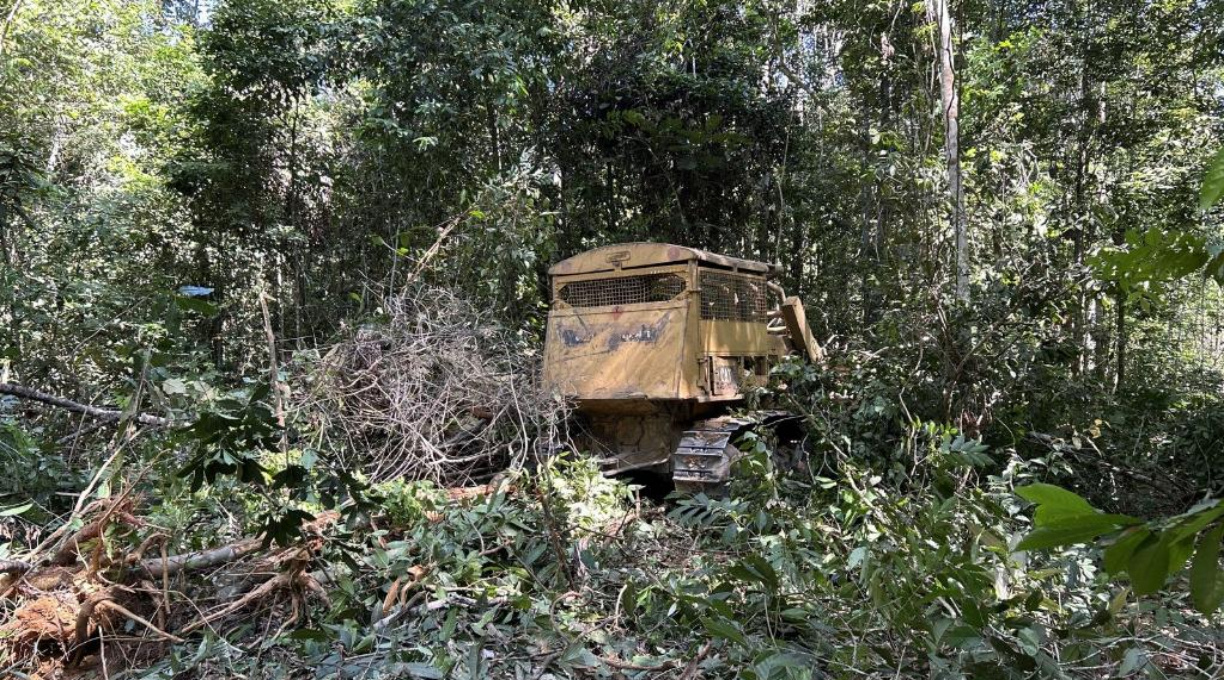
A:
[548,242,778,277]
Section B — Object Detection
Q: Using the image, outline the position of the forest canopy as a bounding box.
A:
[1,0,1223,678]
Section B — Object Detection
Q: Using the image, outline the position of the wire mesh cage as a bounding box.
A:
[699,271,768,323]
[558,273,687,308]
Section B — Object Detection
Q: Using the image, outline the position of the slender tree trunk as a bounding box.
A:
[928,0,969,301]
[875,72,890,262]
[1070,4,1104,376]
[488,101,502,173]
[1092,83,1110,379]
[1113,293,1126,393]
[605,162,615,236]
[858,100,875,325]
[0,203,9,268]
[0,0,25,60]
[286,109,307,346]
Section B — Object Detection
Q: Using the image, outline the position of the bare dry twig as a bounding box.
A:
[296,285,566,484]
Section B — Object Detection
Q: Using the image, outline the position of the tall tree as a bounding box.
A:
[928,0,969,301]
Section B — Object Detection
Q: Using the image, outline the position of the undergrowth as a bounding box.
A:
[3,319,1222,678]
[88,442,1219,680]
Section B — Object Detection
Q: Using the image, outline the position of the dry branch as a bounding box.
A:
[297,285,567,484]
[50,495,140,567]
[3,504,342,673]
[600,655,680,672]
[0,559,32,575]
[679,640,716,680]
[178,571,295,636]
[134,510,338,578]
[406,214,464,285]
[0,381,174,428]
[96,599,184,643]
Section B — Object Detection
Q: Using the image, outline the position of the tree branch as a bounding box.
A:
[0,382,174,428]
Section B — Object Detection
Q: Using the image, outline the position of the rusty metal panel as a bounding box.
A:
[551,264,690,303]
[543,250,798,407]
[559,273,686,308]
[700,320,784,356]
[695,269,781,358]
[543,299,691,400]
[781,296,824,362]
[711,357,740,396]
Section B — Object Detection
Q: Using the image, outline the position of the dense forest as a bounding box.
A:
[2,0,1224,677]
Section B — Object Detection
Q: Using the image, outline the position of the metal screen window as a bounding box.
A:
[558,273,687,308]
[699,271,768,322]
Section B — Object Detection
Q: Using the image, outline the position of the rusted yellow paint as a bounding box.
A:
[544,243,812,402]
[543,299,693,400]
[542,242,821,472]
[548,242,777,277]
[700,320,786,356]
[781,296,824,361]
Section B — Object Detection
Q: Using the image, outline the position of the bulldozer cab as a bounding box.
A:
[543,243,820,407]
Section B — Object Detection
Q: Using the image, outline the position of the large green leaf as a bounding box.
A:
[1206,249,1224,286]
[1017,514,1134,551]
[1128,540,1171,596]
[0,502,32,517]
[1103,528,1152,576]
[701,616,748,647]
[1016,484,1094,523]
[1190,524,1224,614]
[1168,501,1224,543]
[1200,146,1224,210]
[1091,230,1210,292]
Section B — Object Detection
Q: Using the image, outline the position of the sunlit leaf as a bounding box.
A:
[1200,146,1224,210]
[0,502,33,517]
[1016,484,1093,524]
[1017,514,1133,551]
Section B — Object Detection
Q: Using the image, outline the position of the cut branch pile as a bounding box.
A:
[0,480,508,676]
[298,285,567,484]
[0,496,337,673]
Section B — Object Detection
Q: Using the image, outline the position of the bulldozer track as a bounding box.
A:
[671,411,789,494]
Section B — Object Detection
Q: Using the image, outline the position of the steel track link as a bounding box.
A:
[670,411,789,494]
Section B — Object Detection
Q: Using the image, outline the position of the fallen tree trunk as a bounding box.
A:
[0,560,32,575]
[0,382,174,428]
[136,537,265,578]
[136,510,340,577]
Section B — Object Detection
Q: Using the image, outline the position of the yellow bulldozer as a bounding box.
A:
[542,243,823,492]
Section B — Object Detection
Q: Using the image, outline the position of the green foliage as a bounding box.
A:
[1092,230,1218,297]
[3,0,1224,677]
[655,433,1210,679]
[179,384,281,491]
[0,417,82,518]
[1019,485,1224,612]
[176,382,372,546]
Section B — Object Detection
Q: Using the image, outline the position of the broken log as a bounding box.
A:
[0,559,32,575]
[135,510,339,577]
[136,537,265,578]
